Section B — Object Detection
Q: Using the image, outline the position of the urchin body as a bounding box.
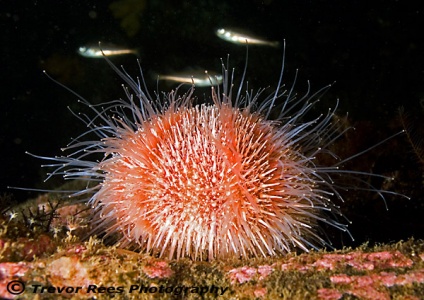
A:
[38,54,387,260]
[96,101,334,260]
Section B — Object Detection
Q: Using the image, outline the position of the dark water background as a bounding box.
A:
[1,0,423,249]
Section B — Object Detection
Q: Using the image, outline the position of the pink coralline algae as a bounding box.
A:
[0,262,29,278]
[47,256,93,290]
[318,269,424,300]
[0,262,29,299]
[331,270,424,287]
[228,266,257,284]
[142,261,173,279]
[275,249,423,300]
[317,288,343,300]
[228,265,274,284]
[66,244,87,255]
[316,262,424,300]
[253,287,268,298]
[281,250,413,272]
[257,265,274,280]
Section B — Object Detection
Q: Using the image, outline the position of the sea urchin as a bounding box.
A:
[36,47,400,260]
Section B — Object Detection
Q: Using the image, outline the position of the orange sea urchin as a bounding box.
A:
[37,47,400,260]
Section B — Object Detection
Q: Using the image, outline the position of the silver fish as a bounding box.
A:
[216,27,279,47]
[78,43,138,58]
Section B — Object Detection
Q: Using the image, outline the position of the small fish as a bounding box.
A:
[78,43,138,58]
[158,70,223,87]
[216,27,279,47]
